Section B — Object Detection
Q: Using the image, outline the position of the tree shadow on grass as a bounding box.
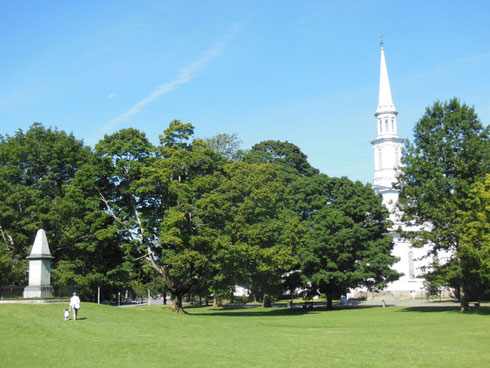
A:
[184,304,380,317]
[397,306,490,315]
[186,308,315,317]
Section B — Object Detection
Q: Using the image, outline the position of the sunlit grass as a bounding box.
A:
[1,303,489,367]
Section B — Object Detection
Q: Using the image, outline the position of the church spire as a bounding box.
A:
[376,36,397,115]
[371,36,404,208]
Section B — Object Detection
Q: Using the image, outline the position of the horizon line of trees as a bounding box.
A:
[0,98,488,312]
[0,120,399,312]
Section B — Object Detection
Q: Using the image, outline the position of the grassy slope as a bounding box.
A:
[0,303,489,368]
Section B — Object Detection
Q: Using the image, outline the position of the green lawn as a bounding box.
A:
[1,303,488,368]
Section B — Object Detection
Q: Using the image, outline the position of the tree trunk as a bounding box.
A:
[262,293,272,308]
[326,294,333,310]
[459,286,469,312]
[211,296,221,309]
[171,294,185,313]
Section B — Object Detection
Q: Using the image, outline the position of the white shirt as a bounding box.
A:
[70,295,81,309]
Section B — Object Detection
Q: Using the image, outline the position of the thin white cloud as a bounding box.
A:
[398,51,490,86]
[0,92,22,111]
[90,25,239,145]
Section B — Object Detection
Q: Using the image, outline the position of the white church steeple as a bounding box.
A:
[376,38,397,116]
[371,38,404,213]
[364,37,432,299]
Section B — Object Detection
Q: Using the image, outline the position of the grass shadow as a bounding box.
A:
[186,308,315,317]
[398,306,490,315]
[184,304,382,317]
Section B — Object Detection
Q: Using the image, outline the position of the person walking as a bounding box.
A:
[69,292,81,320]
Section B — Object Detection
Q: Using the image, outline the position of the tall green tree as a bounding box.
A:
[51,178,127,300]
[291,175,399,309]
[0,123,128,298]
[245,140,320,297]
[0,123,93,287]
[457,174,490,300]
[192,167,242,307]
[397,98,489,311]
[89,121,225,312]
[426,174,490,304]
[197,162,301,307]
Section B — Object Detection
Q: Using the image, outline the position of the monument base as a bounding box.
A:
[23,285,54,298]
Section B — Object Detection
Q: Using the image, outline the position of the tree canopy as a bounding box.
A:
[291,174,399,308]
[204,133,245,162]
[1,120,401,311]
[244,140,319,179]
[397,98,489,311]
[0,123,126,298]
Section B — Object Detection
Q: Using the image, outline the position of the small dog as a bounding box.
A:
[64,309,70,321]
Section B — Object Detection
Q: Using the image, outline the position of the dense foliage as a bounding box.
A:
[397,98,489,310]
[0,124,126,298]
[1,121,398,311]
[291,175,399,308]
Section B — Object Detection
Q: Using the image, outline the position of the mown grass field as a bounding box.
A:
[1,303,489,368]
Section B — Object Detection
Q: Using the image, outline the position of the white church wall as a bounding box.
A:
[387,237,429,292]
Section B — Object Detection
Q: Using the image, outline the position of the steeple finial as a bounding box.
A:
[380,33,384,47]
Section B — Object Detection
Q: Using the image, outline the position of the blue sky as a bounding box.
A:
[1,0,489,184]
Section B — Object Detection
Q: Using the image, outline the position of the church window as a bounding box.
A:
[408,250,415,279]
[391,118,394,131]
[385,119,388,131]
[379,119,382,132]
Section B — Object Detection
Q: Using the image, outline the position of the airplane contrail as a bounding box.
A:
[89,25,239,145]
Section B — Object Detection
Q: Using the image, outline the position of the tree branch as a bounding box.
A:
[0,224,15,249]
[133,205,175,293]
[98,190,122,225]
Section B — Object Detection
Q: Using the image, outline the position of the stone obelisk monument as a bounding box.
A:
[23,229,54,298]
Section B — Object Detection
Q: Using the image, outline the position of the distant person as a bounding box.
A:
[64,308,70,321]
[340,295,347,305]
[70,292,81,320]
